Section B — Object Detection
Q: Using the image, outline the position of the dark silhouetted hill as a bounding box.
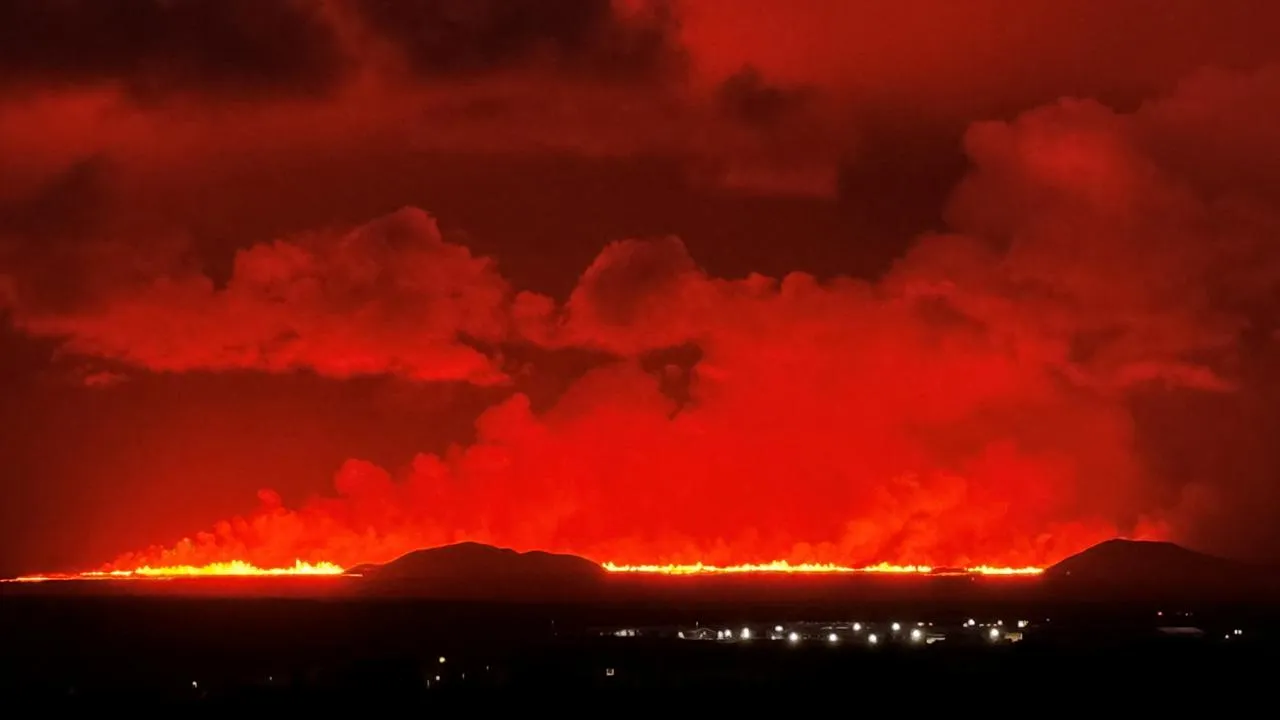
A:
[356,543,606,600]
[344,563,379,577]
[1044,539,1279,601]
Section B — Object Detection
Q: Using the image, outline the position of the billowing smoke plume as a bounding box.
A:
[15,209,514,385]
[15,66,1280,570]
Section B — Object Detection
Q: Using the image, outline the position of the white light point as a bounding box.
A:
[890,622,901,632]
[868,633,879,645]
[788,632,800,643]
[828,633,838,643]
[910,629,923,642]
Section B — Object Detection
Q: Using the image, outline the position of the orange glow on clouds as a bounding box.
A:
[14,60,1275,580]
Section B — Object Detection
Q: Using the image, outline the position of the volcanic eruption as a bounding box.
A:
[8,63,1280,583]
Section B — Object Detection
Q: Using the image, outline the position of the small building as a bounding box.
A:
[678,627,717,641]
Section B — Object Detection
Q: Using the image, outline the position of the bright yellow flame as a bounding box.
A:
[966,566,1044,576]
[601,561,928,575]
[601,561,1044,576]
[4,560,345,583]
[4,558,1045,583]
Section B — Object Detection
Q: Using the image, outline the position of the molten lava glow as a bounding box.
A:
[601,561,1044,576]
[37,201,1187,579]
[5,560,344,583]
[2,558,1048,583]
[965,565,1045,576]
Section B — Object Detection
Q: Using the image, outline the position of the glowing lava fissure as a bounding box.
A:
[4,560,345,583]
[600,562,1044,576]
[5,559,1044,583]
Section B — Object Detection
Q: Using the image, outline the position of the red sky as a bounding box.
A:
[3,0,1280,575]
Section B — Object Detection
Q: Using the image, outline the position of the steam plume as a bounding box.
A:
[15,67,1280,570]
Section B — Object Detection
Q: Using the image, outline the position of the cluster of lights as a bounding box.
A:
[719,617,1025,647]
[665,614,1045,649]
[770,620,934,646]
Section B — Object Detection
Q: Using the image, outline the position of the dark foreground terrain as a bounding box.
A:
[5,540,1276,706]
[1,591,1274,707]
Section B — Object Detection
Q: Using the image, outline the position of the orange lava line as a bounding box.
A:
[4,559,1046,583]
[3,560,345,583]
[600,561,1044,576]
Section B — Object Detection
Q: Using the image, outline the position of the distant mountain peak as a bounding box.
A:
[353,542,605,599]
[1043,537,1273,600]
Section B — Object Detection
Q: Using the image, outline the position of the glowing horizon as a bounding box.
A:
[4,559,346,583]
[601,561,1044,576]
[4,557,1045,583]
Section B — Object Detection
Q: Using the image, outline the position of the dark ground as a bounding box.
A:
[1,581,1275,707]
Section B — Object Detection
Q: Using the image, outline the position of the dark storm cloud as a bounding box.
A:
[715,67,813,129]
[0,156,111,240]
[0,157,116,313]
[348,0,683,81]
[0,155,196,320]
[0,0,348,98]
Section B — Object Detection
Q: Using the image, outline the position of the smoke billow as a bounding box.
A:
[14,208,513,385]
[9,64,1280,570]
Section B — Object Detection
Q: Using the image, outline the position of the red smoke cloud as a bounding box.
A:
[20,65,1280,572]
[103,217,1159,569]
[19,209,513,384]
